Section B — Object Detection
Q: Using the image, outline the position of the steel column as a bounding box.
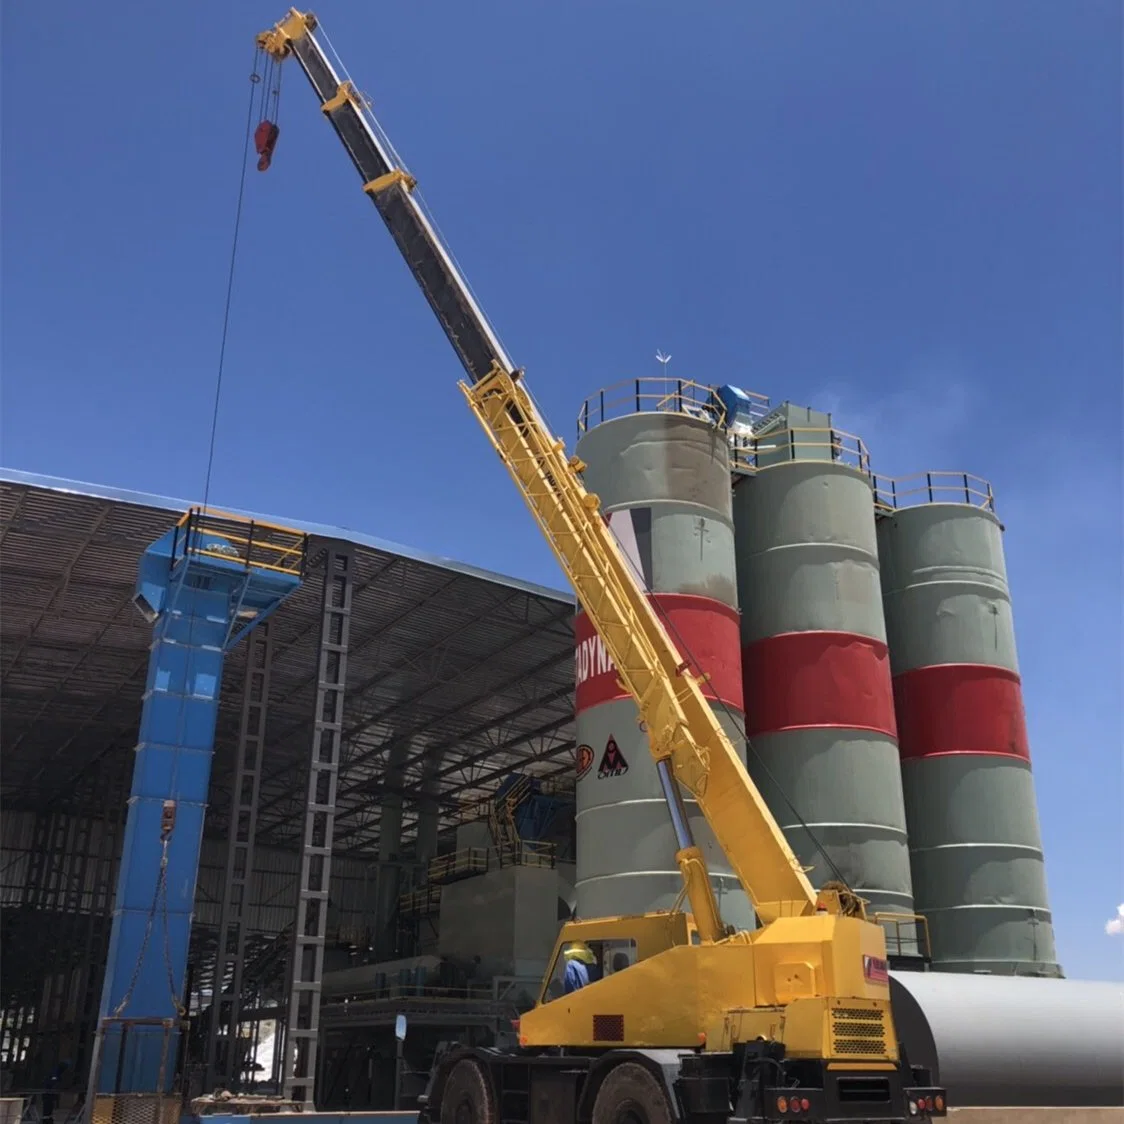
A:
[205,621,274,1089]
[281,543,354,1106]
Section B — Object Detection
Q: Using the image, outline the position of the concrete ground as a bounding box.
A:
[950,1109,1124,1122]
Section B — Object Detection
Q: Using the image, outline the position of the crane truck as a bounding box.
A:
[255,11,948,1123]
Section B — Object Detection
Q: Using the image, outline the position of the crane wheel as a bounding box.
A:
[592,1062,674,1124]
[439,1058,496,1124]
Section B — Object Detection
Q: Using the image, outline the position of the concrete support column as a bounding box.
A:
[414,792,440,867]
[372,742,408,960]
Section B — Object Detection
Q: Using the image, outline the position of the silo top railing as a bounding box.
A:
[872,471,996,515]
[729,427,873,476]
[576,377,771,435]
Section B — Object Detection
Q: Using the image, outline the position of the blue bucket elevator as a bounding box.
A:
[86,509,305,1122]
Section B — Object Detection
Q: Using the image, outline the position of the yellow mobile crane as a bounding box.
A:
[256,11,947,1123]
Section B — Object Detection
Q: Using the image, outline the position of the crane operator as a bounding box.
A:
[562,942,597,993]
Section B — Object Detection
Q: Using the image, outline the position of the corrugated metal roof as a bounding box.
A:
[1,469,578,855]
[0,468,574,603]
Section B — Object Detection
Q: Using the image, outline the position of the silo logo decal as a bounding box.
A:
[576,744,595,781]
[598,735,629,778]
[576,631,614,686]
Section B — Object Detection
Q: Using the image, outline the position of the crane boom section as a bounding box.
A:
[261,13,512,384]
[259,10,818,924]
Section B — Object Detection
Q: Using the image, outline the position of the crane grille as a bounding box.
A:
[830,1007,889,1057]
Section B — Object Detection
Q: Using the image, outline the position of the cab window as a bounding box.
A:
[542,938,638,1002]
[600,938,637,976]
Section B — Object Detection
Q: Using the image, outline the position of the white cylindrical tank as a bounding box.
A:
[890,972,1124,1107]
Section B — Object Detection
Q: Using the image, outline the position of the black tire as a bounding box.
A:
[439,1058,496,1124]
[592,1062,675,1124]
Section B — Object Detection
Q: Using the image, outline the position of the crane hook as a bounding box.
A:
[254,120,280,172]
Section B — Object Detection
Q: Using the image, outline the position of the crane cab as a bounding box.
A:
[536,912,701,1006]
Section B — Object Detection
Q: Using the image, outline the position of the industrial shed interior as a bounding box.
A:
[1,375,1122,1118]
[1,469,578,1107]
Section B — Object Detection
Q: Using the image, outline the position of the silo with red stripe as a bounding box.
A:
[732,404,918,948]
[876,476,1060,975]
[572,381,754,931]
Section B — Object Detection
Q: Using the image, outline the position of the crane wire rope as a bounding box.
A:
[201,45,270,516]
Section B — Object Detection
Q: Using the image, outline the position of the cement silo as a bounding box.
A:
[730,402,918,950]
[572,380,754,931]
[876,475,1061,975]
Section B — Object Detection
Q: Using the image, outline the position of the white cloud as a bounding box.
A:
[1106,904,1124,936]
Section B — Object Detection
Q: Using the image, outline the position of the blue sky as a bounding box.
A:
[3,2,1120,979]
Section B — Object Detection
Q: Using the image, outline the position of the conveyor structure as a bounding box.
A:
[86,509,305,1124]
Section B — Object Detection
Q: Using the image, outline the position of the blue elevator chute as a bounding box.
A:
[87,509,305,1113]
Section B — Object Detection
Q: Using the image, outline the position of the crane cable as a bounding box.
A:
[201,47,272,515]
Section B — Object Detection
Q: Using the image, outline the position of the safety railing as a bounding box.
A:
[577,377,771,435]
[345,983,496,1002]
[400,839,559,916]
[398,883,442,917]
[172,507,308,577]
[498,839,557,868]
[427,847,490,885]
[873,911,932,962]
[428,841,558,882]
[871,471,995,515]
[729,427,872,476]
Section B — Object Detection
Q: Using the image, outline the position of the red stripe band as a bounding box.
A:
[893,664,1030,761]
[741,631,897,739]
[575,594,744,715]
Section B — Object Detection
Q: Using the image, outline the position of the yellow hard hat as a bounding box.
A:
[563,941,596,965]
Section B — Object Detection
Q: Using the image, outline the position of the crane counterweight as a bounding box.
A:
[256,9,949,1120]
